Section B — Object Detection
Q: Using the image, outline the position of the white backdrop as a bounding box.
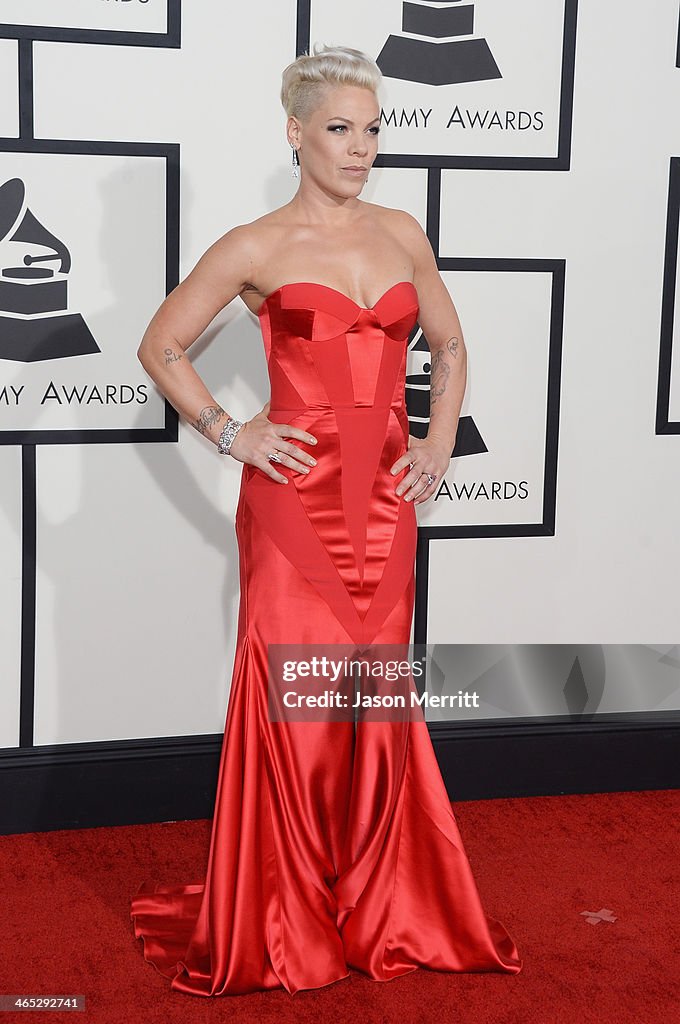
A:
[1,1,680,749]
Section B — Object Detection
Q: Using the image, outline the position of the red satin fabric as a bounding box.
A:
[129,280,523,995]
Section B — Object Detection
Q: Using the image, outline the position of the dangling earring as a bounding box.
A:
[291,144,300,178]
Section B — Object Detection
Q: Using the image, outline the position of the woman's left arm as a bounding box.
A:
[390,211,468,505]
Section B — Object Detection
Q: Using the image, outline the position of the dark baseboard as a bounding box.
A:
[429,713,680,800]
[1,714,678,835]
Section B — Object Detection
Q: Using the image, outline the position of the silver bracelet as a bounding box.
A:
[216,416,244,456]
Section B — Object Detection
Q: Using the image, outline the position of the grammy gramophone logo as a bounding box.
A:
[376,0,502,86]
[406,322,486,458]
[0,176,99,362]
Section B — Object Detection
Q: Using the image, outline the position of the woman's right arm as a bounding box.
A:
[136,225,254,447]
[136,226,317,482]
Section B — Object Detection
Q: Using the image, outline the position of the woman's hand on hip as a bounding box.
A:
[390,435,449,505]
[228,402,318,483]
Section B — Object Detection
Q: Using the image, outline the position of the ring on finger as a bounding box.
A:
[407,471,437,500]
[267,451,283,463]
[413,470,437,487]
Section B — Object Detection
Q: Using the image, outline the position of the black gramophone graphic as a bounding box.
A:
[0,177,99,362]
[376,0,501,86]
[406,321,486,457]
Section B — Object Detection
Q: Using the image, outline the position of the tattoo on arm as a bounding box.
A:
[164,346,184,366]
[195,405,228,436]
[446,335,459,359]
[429,336,460,406]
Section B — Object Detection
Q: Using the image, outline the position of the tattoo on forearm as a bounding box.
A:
[164,346,184,366]
[430,350,450,405]
[195,405,227,436]
[446,335,460,359]
[429,337,460,406]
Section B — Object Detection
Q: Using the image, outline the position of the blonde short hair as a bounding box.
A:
[281,43,382,122]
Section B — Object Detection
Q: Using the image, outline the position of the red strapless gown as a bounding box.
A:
[129,280,523,996]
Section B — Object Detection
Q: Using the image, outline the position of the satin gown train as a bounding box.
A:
[129,280,523,996]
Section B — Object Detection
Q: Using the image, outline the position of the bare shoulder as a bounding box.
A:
[366,201,425,233]
[365,201,431,251]
[363,202,443,306]
[207,209,282,263]
[202,206,292,290]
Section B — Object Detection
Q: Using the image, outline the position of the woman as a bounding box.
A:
[130,43,522,996]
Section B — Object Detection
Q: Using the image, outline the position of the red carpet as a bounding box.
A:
[1,789,678,1023]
